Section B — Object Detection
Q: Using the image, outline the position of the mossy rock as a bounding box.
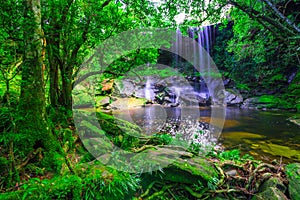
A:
[259,177,286,193]
[162,157,218,185]
[286,163,300,200]
[96,112,142,137]
[96,112,143,149]
[75,110,143,151]
[252,187,287,200]
[242,95,286,109]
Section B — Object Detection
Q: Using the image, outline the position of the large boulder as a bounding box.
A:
[224,89,243,105]
[113,79,136,97]
[140,152,218,185]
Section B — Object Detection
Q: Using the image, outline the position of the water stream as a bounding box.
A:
[114,106,300,163]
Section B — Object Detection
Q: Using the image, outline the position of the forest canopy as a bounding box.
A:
[0,0,299,199]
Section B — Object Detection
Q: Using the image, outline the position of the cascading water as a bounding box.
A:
[172,25,215,105]
[197,26,213,99]
[145,77,154,101]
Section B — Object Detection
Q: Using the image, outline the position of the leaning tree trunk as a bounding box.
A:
[18,0,53,153]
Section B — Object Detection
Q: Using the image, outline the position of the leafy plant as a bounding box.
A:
[218,149,241,161]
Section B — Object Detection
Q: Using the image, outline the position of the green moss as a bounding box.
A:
[96,111,142,137]
[285,163,300,200]
[171,157,218,183]
[95,112,142,149]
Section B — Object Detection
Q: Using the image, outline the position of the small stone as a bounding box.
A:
[225,169,238,176]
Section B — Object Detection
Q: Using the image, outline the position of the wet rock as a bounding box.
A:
[224,89,243,105]
[164,96,175,103]
[134,87,147,98]
[241,97,261,109]
[286,163,300,200]
[287,116,300,127]
[252,187,288,200]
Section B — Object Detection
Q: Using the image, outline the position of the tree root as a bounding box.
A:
[182,185,208,198]
[246,163,277,191]
[16,148,43,170]
[147,185,173,200]
[214,164,226,187]
[140,181,158,198]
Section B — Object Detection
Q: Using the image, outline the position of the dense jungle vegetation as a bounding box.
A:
[0,0,299,199]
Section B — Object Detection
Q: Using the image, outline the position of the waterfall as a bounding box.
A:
[175,27,182,67]
[196,25,215,99]
[145,77,154,101]
[171,25,215,105]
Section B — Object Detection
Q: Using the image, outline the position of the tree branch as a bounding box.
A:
[261,0,300,34]
[228,0,296,36]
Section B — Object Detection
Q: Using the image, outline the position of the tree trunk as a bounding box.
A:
[60,66,73,111]
[18,0,53,152]
[47,37,60,107]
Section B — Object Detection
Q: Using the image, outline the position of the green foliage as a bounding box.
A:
[213,1,300,102]
[0,0,300,198]
[217,149,254,162]
[150,133,173,145]
[19,166,140,200]
[218,149,241,161]
[207,176,219,190]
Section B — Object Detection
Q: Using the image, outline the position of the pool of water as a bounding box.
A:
[113,106,300,163]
